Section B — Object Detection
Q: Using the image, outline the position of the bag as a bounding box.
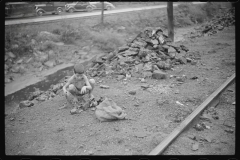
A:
[95,97,127,122]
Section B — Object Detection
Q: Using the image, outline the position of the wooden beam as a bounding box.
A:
[167,2,174,42]
[149,73,235,155]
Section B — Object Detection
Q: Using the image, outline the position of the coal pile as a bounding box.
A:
[188,8,235,38]
[87,27,192,79]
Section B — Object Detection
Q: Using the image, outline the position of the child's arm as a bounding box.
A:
[63,75,74,93]
[80,74,92,94]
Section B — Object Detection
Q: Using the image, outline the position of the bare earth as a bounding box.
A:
[5,23,235,155]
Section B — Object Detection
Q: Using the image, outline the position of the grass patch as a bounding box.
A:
[90,28,125,52]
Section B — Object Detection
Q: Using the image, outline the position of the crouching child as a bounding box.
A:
[62,63,95,114]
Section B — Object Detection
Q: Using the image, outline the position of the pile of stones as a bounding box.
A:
[87,27,194,80]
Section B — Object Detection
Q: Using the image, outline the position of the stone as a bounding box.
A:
[123,50,138,56]
[82,46,90,51]
[179,57,187,64]
[5,78,12,83]
[5,64,9,70]
[168,47,177,53]
[18,65,25,73]
[152,70,167,80]
[176,76,187,82]
[37,94,48,101]
[118,46,129,53]
[117,75,125,80]
[199,113,212,122]
[31,39,37,45]
[16,59,23,64]
[224,128,234,133]
[192,142,199,151]
[128,47,139,52]
[52,84,62,93]
[37,54,49,63]
[48,50,56,59]
[205,137,212,142]
[191,60,197,65]
[142,71,152,78]
[19,100,34,109]
[7,52,16,58]
[100,85,110,89]
[44,60,56,68]
[138,49,148,58]
[128,90,136,95]
[186,57,193,63]
[141,84,150,90]
[143,63,153,71]
[12,44,19,49]
[194,123,204,131]
[135,63,144,73]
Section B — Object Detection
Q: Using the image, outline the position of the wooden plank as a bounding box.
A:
[149,73,235,155]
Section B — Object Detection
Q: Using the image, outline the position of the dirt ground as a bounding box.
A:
[5,22,235,155]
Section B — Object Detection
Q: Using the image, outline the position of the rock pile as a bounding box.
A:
[188,8,235,38]
[87,27,192,80]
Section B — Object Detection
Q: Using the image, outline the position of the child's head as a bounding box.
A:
[73,63,85,78]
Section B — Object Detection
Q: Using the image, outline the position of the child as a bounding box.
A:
[63,63,95,113]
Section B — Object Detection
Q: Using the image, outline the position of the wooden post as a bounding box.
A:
[167,2,174,42]
[101,2,104,24]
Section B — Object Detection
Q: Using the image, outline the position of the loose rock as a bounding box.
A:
[152,70,167,80]
[19,100,34,109]
[128,90,136,95]
[100,85,110,89]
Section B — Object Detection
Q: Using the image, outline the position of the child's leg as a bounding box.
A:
[66,84,79,108]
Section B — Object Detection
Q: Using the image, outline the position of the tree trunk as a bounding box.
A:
[167,2,174,42]
[101,2,104,24]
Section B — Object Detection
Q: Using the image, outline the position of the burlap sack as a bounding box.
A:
[95,97,127,122]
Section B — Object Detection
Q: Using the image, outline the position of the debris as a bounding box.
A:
[19,100,34,108]
[190,76,198,80]
[192,142,199,151]
[10,118,15,121]
[70,108,83,115]
[194,123,204,131]
[128,90,136,95]
[232,102,235,105]
[176,101,184,106]
[100,85,110,89]
[199,113,212,122]
[205,125,211,129]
